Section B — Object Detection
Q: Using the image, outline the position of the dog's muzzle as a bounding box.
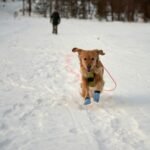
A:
[87,65,91,72]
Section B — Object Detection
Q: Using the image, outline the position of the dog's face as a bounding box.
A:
[72,48,105,72]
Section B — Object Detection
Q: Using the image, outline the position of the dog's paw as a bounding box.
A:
[84,97,91,105]
[93,91,101,103]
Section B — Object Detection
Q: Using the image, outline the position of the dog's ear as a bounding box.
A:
[96,50,105,56]
[72,48,82,54]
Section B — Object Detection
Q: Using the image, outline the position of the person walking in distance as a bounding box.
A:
[50,10,60,34]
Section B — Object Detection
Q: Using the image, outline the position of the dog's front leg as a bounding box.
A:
[81,77,91,105]
[81,77,89,98]
[93,79,105,103]
[94,67,104,92]
[95,79,105,92]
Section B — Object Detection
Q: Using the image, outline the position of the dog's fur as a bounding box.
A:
[72,48,105,100]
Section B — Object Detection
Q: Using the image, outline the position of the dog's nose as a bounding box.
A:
[87,65,91,72]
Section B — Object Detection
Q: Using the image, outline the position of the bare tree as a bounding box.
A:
[28,0,32,16]
[97,0,107,20]
[22,0,25,16]
[143,0,150,22]
[126,0,135,21]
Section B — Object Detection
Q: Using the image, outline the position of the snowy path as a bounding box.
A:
[0,3,150,150]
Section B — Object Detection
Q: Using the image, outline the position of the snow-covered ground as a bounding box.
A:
[0,1,150,150]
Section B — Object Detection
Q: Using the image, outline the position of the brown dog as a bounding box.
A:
[72,48,105,105]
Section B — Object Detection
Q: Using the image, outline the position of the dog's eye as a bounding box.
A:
[84,58,87,61]
[91,58,94,60]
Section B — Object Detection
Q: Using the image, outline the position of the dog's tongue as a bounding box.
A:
[87,67,91,72]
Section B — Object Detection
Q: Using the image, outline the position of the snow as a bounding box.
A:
[0,1,150,150]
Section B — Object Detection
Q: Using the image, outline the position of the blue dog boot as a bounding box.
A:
[93,91,101,103]
[84,97,91,105]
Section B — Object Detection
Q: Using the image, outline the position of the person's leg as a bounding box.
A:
[52,24,55,34]
[54,25,57,34]
[55,25,58,34]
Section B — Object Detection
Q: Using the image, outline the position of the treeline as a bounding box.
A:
[95,0,150,22]
[22,0,150,22]
[33,0,96,19]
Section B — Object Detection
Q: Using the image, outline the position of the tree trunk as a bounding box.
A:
[110,0,114,21]
[28,0,32,16]
[143,1,148,22]
[49,0,52,17]
[22,0,25,16]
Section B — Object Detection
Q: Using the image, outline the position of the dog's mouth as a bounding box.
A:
[87,65,91,72]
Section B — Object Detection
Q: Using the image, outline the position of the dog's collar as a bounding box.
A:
[87,72,95,87]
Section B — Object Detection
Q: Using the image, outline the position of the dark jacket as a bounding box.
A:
[51,11,60,25]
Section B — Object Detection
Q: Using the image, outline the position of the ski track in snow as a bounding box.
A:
[0,2,150,150]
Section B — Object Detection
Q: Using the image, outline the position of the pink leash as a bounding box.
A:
[65,54,80,81]
[65,54,117,92]
[103,66,117,92]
